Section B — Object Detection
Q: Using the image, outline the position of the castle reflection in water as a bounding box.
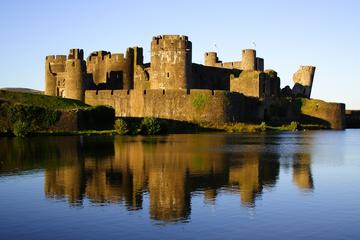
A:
[0,134,313,222]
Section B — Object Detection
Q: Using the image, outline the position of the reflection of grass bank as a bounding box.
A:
[1,117,329,137]
[196,121,327,133]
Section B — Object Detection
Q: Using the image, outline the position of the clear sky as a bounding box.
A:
[0,0,359,108]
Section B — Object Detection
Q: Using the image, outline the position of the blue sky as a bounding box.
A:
[0,0,359,108]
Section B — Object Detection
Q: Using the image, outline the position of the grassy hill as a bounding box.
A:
[0,90,88,110]
[0,88,43,94]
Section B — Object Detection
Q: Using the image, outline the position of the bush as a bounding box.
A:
[7,103,60,136]
[289,121,299,131]
[114,118,129,135]
[140,117,162,135]
[260,122,267,131]
[12,121,32,137]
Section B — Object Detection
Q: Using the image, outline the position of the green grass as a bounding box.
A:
[0,90,88,110]
[197,121,326,133]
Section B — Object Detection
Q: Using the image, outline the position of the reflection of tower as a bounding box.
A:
[229,152,279,207]
[45,165,85,204]
[44,137,85,205]
[149,166,189,221]
[229,157,261,206]
[114,137,146,210]
[293,153,313,191]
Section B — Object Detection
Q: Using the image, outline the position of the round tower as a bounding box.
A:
[150,35,192,89]
[241,49,256,70]
[45,55,66,96]
[65,49,86,101]
[204,52,218,66]
[45,56,57,96]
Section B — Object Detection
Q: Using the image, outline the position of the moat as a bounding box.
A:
[1,131,359,239]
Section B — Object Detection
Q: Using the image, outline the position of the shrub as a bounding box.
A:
[260,122,267,131]
[12,120,32,137]
[7,103,60,136]
[289,121,299,131]
[140,117,161,135]
[114,118,129,135]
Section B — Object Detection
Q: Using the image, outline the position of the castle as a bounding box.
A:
[45,35,345,129]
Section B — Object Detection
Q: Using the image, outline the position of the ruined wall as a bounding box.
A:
[264,70,280,97]
[299,98,345,130]
[230,70,266,98]
[292,66,316,98]
[86,47,142,90]
[150,35,192,89]
[191,64,240,90]
[265,97,345,129]
[85,89,263,123]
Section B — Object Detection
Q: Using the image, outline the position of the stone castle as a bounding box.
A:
[45,35,345,129]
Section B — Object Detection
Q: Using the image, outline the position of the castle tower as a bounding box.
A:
[256,58,264,71]
[241,49,256,71]
[65,49,86,101]
[292,66,316,98]
[45,55,66,96]
[204,52,219,66]
[150,35,192,89]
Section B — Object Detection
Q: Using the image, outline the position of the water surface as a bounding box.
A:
[0,131,359,239]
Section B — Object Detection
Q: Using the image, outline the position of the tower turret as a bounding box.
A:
[150,35,192,89]
[64,49,86,101]
[45,55,66,96]
[241,49,256,71]
[204,52,219,66]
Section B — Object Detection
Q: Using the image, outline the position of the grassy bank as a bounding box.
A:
[0,90,113,137]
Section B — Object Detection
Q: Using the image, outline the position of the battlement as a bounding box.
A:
[87,51,110,62]
[151,35,191,50]
[46,55,67,62]
[68,48,84,60]
[152,35,188,41]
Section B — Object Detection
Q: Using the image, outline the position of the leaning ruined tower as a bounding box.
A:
[150,35,192,89]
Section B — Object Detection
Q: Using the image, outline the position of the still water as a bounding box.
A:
[0,131,359,239]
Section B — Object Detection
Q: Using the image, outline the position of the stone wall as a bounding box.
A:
[346,110,360,128]
[191,64,240,90]
[265,98,346,129]
[230,70,265,98]
[299,98,345,130]
[85,89,264,124]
